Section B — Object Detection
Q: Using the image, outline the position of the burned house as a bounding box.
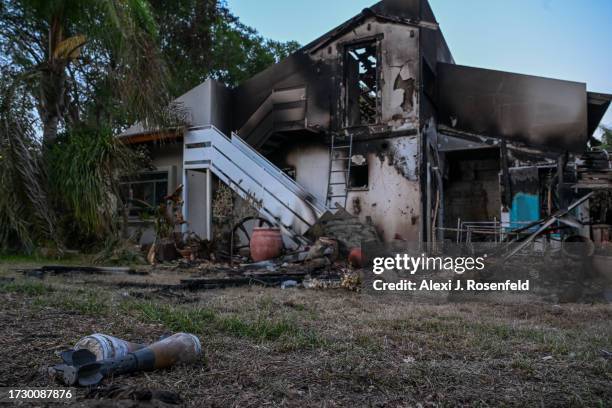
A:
[121,0,611,250]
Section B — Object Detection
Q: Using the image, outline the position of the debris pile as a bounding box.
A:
[180,235,355,291]
[305,208,379,253]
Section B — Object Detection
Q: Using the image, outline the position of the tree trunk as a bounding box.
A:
[41,16,66,149]
[39,58,69,150]
[42,114,59,147]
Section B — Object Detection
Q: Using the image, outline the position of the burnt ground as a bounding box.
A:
[0,260,610,407]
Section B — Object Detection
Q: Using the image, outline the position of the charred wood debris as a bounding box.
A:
[16,209,375,293]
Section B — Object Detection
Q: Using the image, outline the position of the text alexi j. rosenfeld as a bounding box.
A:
[372,279,530,292]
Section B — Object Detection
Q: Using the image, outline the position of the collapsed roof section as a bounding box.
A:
[436,64,595,153]
[231,0,453,152]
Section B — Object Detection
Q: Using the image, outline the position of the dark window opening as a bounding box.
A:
[120,171,169,217]
[345,41,379,126]
[349,163,369,189]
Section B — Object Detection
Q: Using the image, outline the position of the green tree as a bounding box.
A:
[600,124,612,150]
[0,0,179,145]
[149,0,301,94]
[0,68,56,251]
[0,0,179,250]
[0,0,301,251]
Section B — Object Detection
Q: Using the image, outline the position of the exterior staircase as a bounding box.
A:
[237,85,308,152]
[183,125,330,246]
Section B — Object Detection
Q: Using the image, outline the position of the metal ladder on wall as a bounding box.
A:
[326,133,354,208]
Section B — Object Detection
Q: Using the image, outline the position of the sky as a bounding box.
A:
[227,0,612,134]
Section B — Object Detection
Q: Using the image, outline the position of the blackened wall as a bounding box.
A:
[443,148,501,228]
[437,64,589,152]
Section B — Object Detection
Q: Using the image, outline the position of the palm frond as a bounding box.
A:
[48,125,137,237]
[0,73,60,251]
[93,0,186,130]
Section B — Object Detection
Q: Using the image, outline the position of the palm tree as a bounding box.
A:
[0,0,182,250]
[1,0,179,146]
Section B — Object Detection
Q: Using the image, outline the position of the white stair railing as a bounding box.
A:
[183,125,330,246]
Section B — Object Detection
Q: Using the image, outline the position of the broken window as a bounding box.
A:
[120,171,169,217]
[345,41,379,126]
[349,156,369,189]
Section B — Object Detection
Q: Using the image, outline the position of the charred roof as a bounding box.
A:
[436,64,591,153]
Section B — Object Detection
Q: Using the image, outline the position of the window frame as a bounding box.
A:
[342,36,383,128]
[347,160,370,191]
[120,169,171,219]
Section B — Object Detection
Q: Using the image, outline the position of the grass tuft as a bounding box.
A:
[122,299,325,349]
[217,315,297,341]
[0,280,53,295]
[31,289,109,316]
[122,300,217,334]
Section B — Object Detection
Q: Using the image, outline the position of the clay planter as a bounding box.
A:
[250,227,283,262]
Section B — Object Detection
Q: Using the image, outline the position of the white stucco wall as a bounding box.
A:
[347,136,421,242]
[305,17,423,241]
[282,135,421,243]
[285,144,330,203]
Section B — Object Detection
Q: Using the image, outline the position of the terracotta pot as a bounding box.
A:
[250,227,283,261]
[348,247,363,268]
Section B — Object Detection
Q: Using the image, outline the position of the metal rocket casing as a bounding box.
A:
[74,333,145,360]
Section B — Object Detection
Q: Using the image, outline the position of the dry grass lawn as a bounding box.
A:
[0,259,610,407]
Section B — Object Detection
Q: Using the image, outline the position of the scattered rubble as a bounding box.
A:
[17,265,148,278]
[305,208,380,254]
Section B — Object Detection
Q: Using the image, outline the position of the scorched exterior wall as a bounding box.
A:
[291,17,424,241]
